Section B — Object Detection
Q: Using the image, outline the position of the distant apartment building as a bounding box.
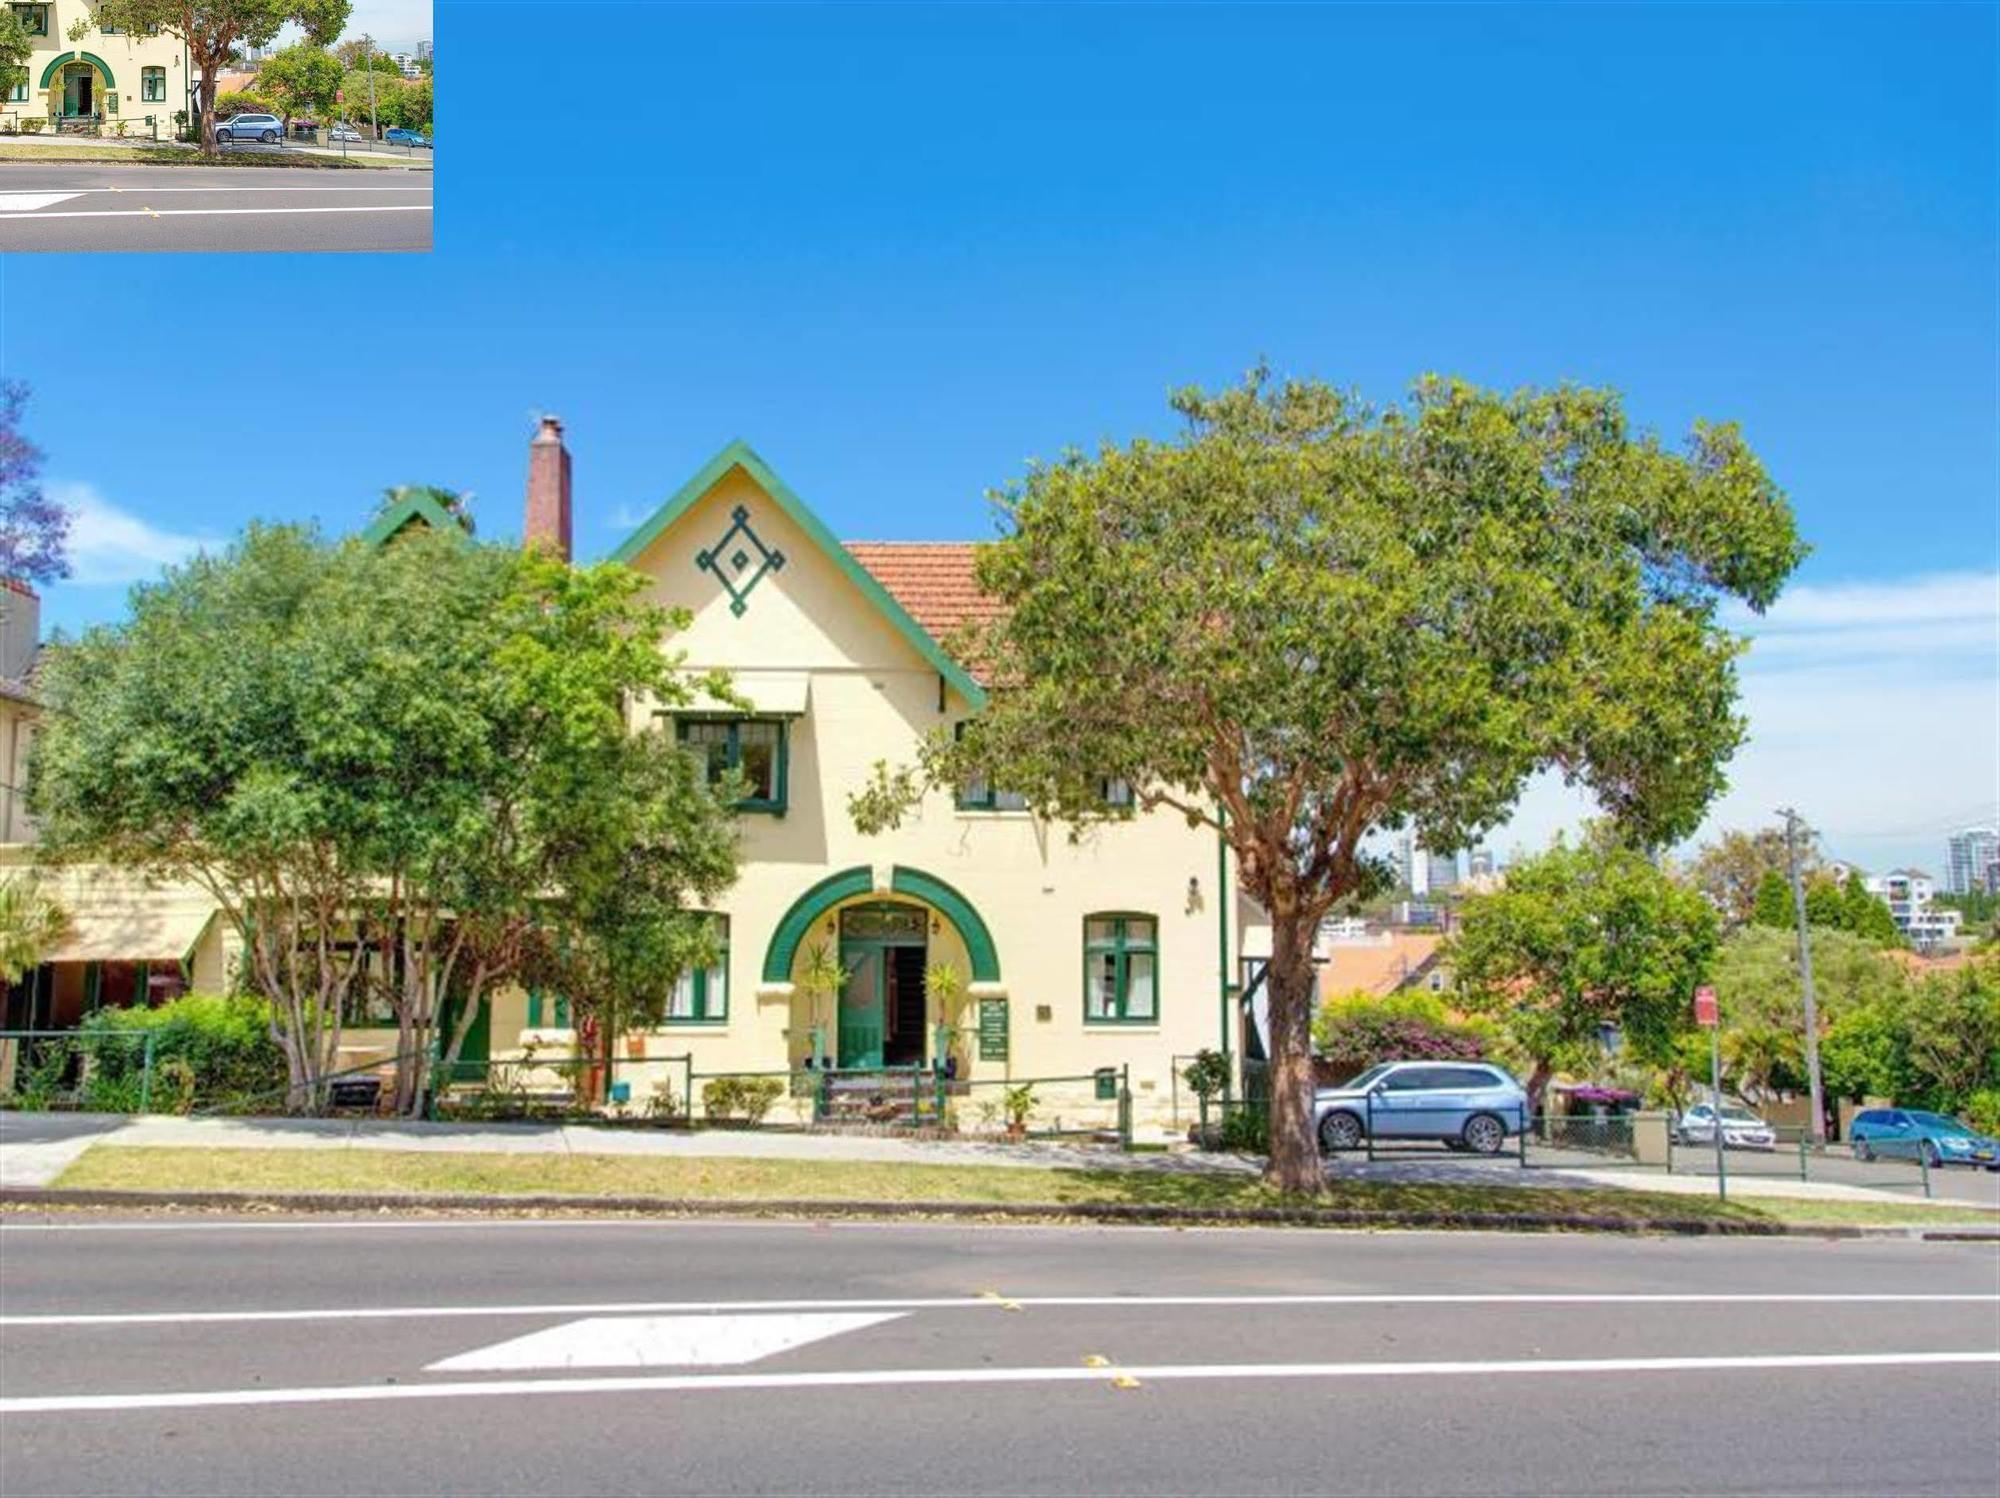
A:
[1864,868,1963,947]
[1393,829,1461,897]
[388,51,422,78]
[1945,827,1999,895]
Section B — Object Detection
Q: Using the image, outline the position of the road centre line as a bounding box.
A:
[5,1292,1993,1328]
[3,1351,1993,1416]
[0,205,432,221]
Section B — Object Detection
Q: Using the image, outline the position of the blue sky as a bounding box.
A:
[0,1,1993,870]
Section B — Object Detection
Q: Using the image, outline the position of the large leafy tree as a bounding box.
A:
[1451,830,1722,1112]
[852,370,1803,1191]
[1705,925,1904,1102]
[1689,826,1814,928]
[1750,868,1901,948]
[0,10,30,121]
[94,1,349,153]
[0,381,72,591]
[256,43,342,132]
[0,877,68,986]
[30,524,738,1113]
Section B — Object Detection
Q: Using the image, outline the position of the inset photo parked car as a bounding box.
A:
[1672,1102,1777,1151]
[1849,1109,2000,1169]
[329,123,365,143]
[384,127,431,148]
[215,113,282,144]
[1314,1061,1527,1156]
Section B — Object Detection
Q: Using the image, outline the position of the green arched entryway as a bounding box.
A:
[762,864,999,984]
[39,51,117,122]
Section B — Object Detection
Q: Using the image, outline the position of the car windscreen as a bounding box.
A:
[1344,1064,1392,1090]
[1719,1108,1762,1122]
[1906,1112,1972,1135]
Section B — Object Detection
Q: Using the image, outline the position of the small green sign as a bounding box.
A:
[977,999,1008,1062]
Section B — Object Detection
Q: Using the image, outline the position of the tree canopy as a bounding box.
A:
[0,381,71,589]
[852,369,1804,1190]
[30,523,739,1112]
[0,10,31,117]
[1689,825,1814,927]
[256,43,342,127]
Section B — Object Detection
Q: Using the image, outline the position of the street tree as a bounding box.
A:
[1451,830,1723,1113]
[30,523,740,1113]
[848,370,1803,1191]
[257,43,342,132]
[94,0,350,154]
[0,9,30,119]
[0,381,72,590]
[1706,924,1903,1100]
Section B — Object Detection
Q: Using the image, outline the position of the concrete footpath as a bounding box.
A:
[5,1111,1987,1211]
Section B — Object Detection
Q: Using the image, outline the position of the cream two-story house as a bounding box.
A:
[4,2,191,134]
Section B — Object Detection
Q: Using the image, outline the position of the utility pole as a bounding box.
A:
[1778,807,1826,1144]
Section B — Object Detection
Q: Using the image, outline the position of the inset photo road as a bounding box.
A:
[0,162,432,252]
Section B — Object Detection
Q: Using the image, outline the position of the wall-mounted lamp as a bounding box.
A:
[1186,876,1203,915]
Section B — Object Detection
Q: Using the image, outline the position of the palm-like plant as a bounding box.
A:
[0,876,67,985]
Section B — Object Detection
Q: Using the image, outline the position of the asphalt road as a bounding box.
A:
[0,164,430,252]
[2,1215,1994,1496]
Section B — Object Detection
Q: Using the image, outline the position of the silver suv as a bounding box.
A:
[1315,1060,1527,1155]
[215,113,282,144]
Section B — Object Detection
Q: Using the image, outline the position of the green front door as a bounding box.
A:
[63,66,92,117]
[836,942,885,1068]
[436,993,491,1084]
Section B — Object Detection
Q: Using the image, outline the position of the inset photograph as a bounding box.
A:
[0,1,430,252]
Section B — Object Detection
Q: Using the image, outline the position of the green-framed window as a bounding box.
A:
[953,720,1026,811]
[5,76,24,104]
[102,18,122,32]
[526,990,572,1028]
[666,917,729,1024]
[1083,914,1157,1024]
[679,717,787,813]
[141,67,165,102]
[9,5,47,37]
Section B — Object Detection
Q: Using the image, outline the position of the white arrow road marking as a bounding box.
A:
[1,1351,1993,1416]
[427,1311,908,1371]
[0,193,84,211]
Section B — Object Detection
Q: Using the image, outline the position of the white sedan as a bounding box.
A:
[1674,1103,1778,1151]
[329,123,365,142]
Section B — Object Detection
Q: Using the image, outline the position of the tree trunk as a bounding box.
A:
[1525,1058,1553,1123]
[1262,912,1325,1195]
[197,65,217,155]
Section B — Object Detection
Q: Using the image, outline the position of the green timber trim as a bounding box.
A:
[39,52,116,89]
[888,866,999,982]
[609,439,988,709]
[762,866,875,983]
[360,491,466,549]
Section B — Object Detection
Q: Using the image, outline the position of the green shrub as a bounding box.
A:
[700,1075,783,1123]
[738,1076,782,1123]
[76,993,286,1112]
[1220,1101,1269,1153]
[1964,1088,2000,1137]
[1313,989,1490,1082]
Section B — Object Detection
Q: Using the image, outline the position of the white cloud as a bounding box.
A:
[1488,570,2000,872]
[53,482,218,586]
[605,501,648,531]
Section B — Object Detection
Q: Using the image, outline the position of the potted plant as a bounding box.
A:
[1003,1082,1036,1140]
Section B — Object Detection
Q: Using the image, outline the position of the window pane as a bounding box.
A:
[1085,918,1120,946]
[992,788,1028,812]
[1086,951,1119,1019]
[684,722,731,787]
[1122,917,1156,948]
[705,960,727,1019]
[959,771,990,806]
[1102,777,1133,807]
[737,721,780,800]
[668,969,695,1019]
[1123,953,1155,1019]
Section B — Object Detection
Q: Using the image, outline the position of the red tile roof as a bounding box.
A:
[845,542,1004,679]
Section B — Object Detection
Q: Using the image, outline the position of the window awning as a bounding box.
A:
[657,671,811,717]
[5,862,220,968]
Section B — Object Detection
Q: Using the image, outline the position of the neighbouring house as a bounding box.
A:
[3,3,191,133]
[1862,867,1963,948]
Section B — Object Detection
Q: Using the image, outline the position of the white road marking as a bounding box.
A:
[2,1351,1992,1416]
[5,1292,1991,1328]
[7,185,430,193]
[427,1311,906,1371]
[0,204,431,221]
[0,193,83,211]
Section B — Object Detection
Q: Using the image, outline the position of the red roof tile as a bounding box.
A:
[845,542,1004,679]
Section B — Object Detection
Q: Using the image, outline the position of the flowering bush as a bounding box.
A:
[1312,990,1490,1084]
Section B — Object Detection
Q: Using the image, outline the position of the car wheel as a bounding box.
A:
[261,130,277,143]
[1462,1113,1507,1156]
[215,131,229,143]
[1854,1139,1873,1162]
[1319,1110,1363,1154]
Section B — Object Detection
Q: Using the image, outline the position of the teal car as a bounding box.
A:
[1849,1109,2000,1169]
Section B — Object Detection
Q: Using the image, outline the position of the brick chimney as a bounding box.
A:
[524,415,572,560]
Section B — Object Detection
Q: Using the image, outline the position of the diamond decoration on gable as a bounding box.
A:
[695,505,786,616]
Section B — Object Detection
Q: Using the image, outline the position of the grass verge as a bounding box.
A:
[0,146,412,169]
[51,1146,1984,1230]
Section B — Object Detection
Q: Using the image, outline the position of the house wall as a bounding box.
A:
[3,4,189,132]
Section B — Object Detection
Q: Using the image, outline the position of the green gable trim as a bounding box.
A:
[610,439,988,709]
[889,866,999,982]
[761,863,1001,985]
[361,491,465,549]
[762,866,874,983]
[39,52,116,89]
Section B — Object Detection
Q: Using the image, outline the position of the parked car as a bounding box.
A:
[1672,1102,1778,1151]
[329,122,364,143]
[1314,1061,1527,1156]
[384,127,430,148]
[1849,1109,2000,1169]
[215,113,282,144]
